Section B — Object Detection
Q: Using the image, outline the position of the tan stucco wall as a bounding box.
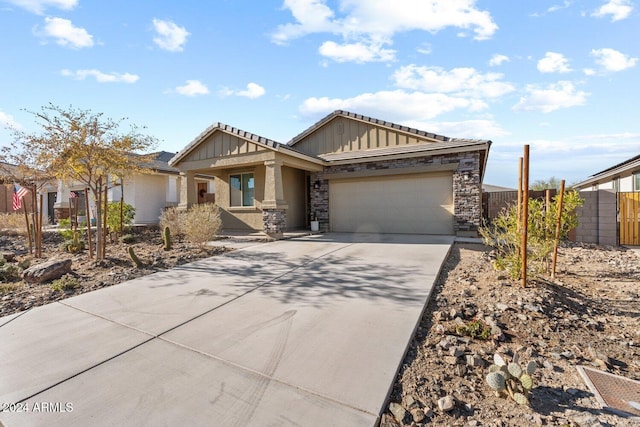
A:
[215,165,265,230]
[293,116,435,157]
[282,166,306,229]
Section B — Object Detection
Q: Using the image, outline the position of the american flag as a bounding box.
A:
[12,183,29,211]
[70,191,77,198]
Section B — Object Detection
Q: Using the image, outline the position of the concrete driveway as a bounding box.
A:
[0,233,453,427]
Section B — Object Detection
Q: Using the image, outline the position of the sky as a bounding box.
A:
[0,0,638,187]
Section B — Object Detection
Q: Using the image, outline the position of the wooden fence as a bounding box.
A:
[619,192,639,245]
[482,190,557,223]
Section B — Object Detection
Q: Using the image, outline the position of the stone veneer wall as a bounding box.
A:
[309,152,482,235]
[262,208,287,236]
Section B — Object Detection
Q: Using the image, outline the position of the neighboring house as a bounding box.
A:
[572,154,640,192]
[53,151,215,225]
[169,110,492,238]
[572,154,640,246]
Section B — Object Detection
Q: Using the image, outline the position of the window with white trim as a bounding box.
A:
[634,173,640,191]
[230,173,254,207]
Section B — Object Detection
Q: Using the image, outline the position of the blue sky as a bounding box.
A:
[0,0,638,187]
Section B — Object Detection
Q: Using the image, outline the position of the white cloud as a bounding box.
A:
[489,54,509,67]
[174,80,209,96]
[272,0,498,63]
[591,0,633,21]
[152,19,189,52]
[591,48,638,71]
[513,81,588,113]
[220,82,266,99]
[237,83,266,99]
[537,52,572,73]
[0,111,21,130]
[583,68,596,76]
[318,40,395,63]
[299,90,488,121]
[60,69,139,83]
[39,17,93,49]
[416,43,432,55]
[3,0,76,14]
[392,65,515,98]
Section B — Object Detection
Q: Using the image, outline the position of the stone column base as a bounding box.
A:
[54,208,70,221]
[262,208,286,239]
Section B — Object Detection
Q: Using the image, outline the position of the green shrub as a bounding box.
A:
[107,202,135,234]
[50,274,79,292]
[455,319,492,340]
[183,203,221,247]
[0,282,21,294]
[57,218,74,240]
[480,190,584,280]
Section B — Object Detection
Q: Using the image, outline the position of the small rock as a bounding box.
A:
[449,346,465,357]
[410,407,425,423]
[496,303,509,311]
[388,402,407,423]
[379,413,401,427]
[437,395,455,412]
[543,360,555,370]
[444,356,460,365]
[466,354,484,367]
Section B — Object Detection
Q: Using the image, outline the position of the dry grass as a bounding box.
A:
[0,213,27,235]
[183,203,221,247]
[0,283,22,295]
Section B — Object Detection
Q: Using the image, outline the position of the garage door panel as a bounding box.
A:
[329,173,453,234]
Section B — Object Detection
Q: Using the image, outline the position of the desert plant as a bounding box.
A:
[57,218,74,240]
[120,233,135,244]
[50,274,79,292]
[63,231,85,253]
[159,206,184,240]
[183,203,221,247]
[486,353,537,405]
[455,319,492,340]
[106,202,135,236]
[163,226,172,251]
[480,190,583,280]
[0,282,21,294]
[0,263,22,283]
[127,246,145,268]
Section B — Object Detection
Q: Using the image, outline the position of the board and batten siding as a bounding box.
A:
[293,117,428,156]
[183,131,267,162]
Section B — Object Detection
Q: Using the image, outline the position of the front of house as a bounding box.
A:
[169,111,491,238]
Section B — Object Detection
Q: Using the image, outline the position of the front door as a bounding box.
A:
[197,182,208,204]
[47,192,57,224]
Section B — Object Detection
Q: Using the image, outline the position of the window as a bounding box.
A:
[634,173,640,191]
[230,173,254,207]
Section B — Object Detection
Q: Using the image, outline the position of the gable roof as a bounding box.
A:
[169,122,324,167]
[287,110,455,146]
[573,154,640,189]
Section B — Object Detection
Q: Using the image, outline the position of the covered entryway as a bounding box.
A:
[329,172,454,234]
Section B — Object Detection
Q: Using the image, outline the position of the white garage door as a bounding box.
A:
[329,172,454,234]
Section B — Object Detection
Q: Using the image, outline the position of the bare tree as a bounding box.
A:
[1,104,157,259]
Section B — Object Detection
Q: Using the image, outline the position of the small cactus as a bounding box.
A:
[127,246,144,268]
[485,352,537,406]
[163,226,172,251]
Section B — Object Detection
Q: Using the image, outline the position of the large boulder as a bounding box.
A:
[22,258,72,284]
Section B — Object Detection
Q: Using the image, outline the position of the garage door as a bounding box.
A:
[329,172,453,234]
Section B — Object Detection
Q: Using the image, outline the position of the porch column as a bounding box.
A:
[53,179,70,221]
[178,171,197,210]
[262,159,288,239]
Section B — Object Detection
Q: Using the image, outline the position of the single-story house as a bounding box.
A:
[572,154,640,246]
[169,110,491,238]
[572,154,640,192]
[53,151,215,225]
